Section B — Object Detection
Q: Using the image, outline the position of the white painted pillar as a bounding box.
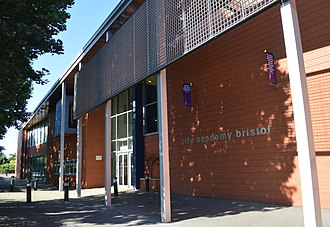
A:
[157,69,171,223]
[16,129,23,179]
[59,82,66,191]
[76,118,82,197]
[280,1,322,226]
[75,62,83,197]
[105,101,112,206]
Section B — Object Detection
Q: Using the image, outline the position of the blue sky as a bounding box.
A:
[0,0,121,156]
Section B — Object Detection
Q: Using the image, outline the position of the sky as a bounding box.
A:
[0,0,121,157]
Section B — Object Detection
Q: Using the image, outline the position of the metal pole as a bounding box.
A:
[76,118,82,197]
[280,1,322,226]
[157,69,171,223]
[105,101,112,206]
[59,82,66,191]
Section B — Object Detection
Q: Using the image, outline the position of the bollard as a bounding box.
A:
[26,181,32,203]
[145,175,149,192]
[64,180,69,202]
[113,177,118,196]
[33,179,38,191]
[10,176,14,192]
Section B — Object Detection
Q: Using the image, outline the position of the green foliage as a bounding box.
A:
[0,152,15,173]
[8,153,16,162]
[0,0,74,139]
[0,162,15,174]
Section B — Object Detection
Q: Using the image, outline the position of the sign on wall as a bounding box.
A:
[183,83,192,108]
[265,51,278,86]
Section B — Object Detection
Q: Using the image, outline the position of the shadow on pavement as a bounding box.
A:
[0,188,285,226]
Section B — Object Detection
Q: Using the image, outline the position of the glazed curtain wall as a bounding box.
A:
[75,0,278,118]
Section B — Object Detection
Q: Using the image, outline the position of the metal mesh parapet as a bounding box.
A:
[75,0,278,118]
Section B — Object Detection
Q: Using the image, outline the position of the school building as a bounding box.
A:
[16,0,329,224]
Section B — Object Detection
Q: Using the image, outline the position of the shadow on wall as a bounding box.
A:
[167,45,298,206]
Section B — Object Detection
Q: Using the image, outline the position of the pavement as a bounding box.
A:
[0,174,330,226]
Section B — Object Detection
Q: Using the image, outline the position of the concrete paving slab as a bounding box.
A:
[1,174,330,226]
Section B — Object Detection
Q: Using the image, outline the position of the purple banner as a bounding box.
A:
[265,51,277,86]
[183,83,192,108]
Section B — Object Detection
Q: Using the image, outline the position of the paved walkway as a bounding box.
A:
[0,174,330,226]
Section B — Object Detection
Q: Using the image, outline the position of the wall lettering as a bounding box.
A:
[180,125,271,145]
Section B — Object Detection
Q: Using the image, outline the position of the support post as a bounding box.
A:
[280,1,322,226]
[132,84,144,189]
[157,69,171,223]
[16,129,23,179]
[76,118,82,197]
[59,82,66,191]
[105,101,112,206]
[74,63,83,197]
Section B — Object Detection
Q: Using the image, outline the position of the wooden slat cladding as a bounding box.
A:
[166,0,330,207]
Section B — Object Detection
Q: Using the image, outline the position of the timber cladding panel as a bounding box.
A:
[81,104,105,189]
[167,0,330,208]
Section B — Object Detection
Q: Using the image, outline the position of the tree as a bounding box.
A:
[0,0,74,139]
[0,146,8,165]
[8,153,16,163]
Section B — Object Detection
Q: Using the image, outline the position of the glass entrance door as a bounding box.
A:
[116,151,133,187]
[118,153,128,186]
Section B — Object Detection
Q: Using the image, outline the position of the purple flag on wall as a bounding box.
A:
[265,51,277,86]
[183,83,192,108]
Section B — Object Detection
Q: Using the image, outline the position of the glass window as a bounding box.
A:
[118,139,128,151]
[111,118,117,140]
[111,88,133,153]
[145,104,158,134]
[117,114,127,139]
[111,141,117,152]
[44,124,48,142]
[118,90,128,113]
[145,84,157,104]
[143,74,158,134]
[68,100,77,129]
[111,96,117,115]
[128,112,132,137]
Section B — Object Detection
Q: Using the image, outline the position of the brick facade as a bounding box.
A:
[166,0,330,207]
[81,104,105,189]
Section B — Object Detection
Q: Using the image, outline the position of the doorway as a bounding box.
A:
[116,151,133,187]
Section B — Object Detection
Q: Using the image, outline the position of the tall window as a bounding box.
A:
[27,121,48,148]
[111,88,133,152]
[31,155,46,178]
[143,74,158,134]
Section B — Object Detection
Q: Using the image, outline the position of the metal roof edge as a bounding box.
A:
[22,0,132,129]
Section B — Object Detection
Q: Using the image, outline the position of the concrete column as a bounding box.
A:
[75,62,83,197]
[76,118,82,197]
[280,1,322,226]
[59,82,66,191]
[105,101,112,206]
[132,84,144,189]
[15,129,23,179]
[157,69,171,223]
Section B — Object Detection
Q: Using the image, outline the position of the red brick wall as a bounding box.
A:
[299,0,330,208]
[167,0,330,208]
[46,101,78,187]
[144,134,160,179]
[143,134,160,191]
[81,104,105,188]
[29,142,47,157]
